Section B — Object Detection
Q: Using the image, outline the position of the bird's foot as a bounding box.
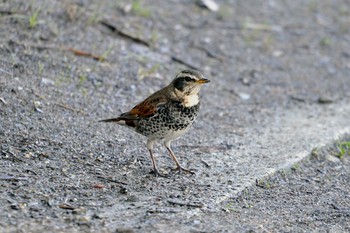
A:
[172,166,195,175]
[150,168,169,178]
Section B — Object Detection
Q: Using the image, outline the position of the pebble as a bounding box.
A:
[115,227,135,233]
[40,78,55,86]
[72,207,87,215]
[238,92,251,100]
[325,154,340,163]
[198,0,219,11]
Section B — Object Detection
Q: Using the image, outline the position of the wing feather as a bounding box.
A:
[120,94,167,121]
[99,90,168,128]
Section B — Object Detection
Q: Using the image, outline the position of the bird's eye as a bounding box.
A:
[184,77,193,82]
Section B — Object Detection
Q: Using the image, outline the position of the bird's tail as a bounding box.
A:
[98,118,121,123]
[98,117,136,128]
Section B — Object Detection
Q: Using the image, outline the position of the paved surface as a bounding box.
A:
[1,0,350,232]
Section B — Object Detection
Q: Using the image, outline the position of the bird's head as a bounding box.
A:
[170,70,210,107]
[171,70,210,96]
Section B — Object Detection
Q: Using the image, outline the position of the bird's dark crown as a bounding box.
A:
[176,70,203,80]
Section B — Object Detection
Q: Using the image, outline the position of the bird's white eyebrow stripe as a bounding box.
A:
[179,70,200,77]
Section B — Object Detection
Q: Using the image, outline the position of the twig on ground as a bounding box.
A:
[0,97,7,105]
[147,208,181,214]
[171,56,200,71]
[97,176,128,185]
[59,203,76,210]
[33,91,46,100]
[192,44,224,61]
[55,102,77,112]
[167,199,204,208]
[64,47,105,61]
[201,159,211,168]
[7,40,106,61]
[100,20,150,47]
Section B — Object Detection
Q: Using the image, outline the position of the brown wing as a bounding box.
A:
[121,94,167,120]
[99,91,167,128]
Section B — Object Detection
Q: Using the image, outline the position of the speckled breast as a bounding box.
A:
[136,100,200,139]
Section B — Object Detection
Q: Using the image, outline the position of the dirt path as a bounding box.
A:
[1,0,350,232]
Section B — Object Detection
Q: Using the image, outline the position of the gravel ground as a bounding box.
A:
[220,138,350,233]
[1,0,350,232]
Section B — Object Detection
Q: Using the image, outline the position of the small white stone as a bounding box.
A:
[199,0,219,12]
[238,92,251,100]
[41,78,55,86]
[273,50,284,57]
[325,154,340,163]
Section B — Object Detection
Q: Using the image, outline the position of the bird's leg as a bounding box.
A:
[147,140,167,177]
[148,149,167,177]
[164,141,195,174]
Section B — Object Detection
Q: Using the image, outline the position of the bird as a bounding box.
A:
[99,70,210,177]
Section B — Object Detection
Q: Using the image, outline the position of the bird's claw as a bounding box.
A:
[151,169,169,178]
[172,166,195,175]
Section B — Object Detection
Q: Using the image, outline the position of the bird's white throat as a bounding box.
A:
[183,94,199,107]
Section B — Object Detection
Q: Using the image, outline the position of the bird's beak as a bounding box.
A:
[196,78,210,84]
